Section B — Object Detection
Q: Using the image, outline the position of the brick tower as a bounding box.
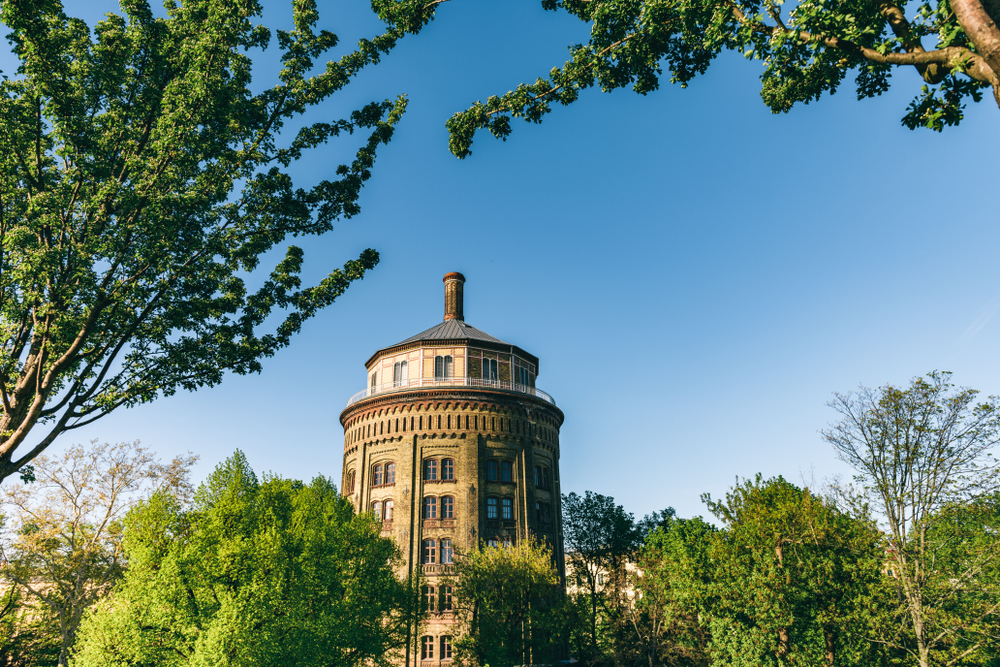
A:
[339,272,565,666]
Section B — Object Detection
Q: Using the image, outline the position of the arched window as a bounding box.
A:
[424,459,438,481]
[345,470,355,495]
[384,462,395,485]
[441,538,454,564]
[371,372,378,393]
[384,499,394,522]
[371,501,382,520]
[501,461,513,483]
[536,501,550,524]
[441,635,453,660]
[487,497,498,520]
[373,464,384,487]
[486,460,498,482]
[435,355,453,379]
[421,635,434,660]
[422,539,437,564]
[424,585,436,612]
[423,497,438,519]
[441,496,454,519]
[502,497,513,520]
[441,458,455,481]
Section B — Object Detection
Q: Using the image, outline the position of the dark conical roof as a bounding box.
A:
[393,319,508,346]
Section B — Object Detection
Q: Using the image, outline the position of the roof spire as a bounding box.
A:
[443,272,465,322]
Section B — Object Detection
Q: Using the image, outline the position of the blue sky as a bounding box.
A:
[4,0,1000,522]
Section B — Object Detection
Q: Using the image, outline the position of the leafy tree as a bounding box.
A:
[0,440,196,667]
[702,475,885,667]
[373,0,1000,156]
[562,490,643,662]
[0,584,61,667]
[824,371,1000,667]
[71,451,418,667]
[448,536,563,667]
[0,0,408,483]
[621,514,715,667]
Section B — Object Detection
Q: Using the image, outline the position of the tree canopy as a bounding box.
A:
[373,0,1000,156]
[72,452,417,667]
[0,0,407,483]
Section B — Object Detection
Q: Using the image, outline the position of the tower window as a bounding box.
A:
[422,539,437,564]
[424,496,438,519]
[435,355,453,379]
[371,372,377,392]
[441,539,454,564]
[373,464,384,487]
[424,459,438,481]
[385,463,396,485]
[501,461,513,483]
[536,501,550,524]
[517,366,529,386]
[421,635,434,660]
[441,496,454,519]
[534,465,549,489]
[441,586,453,611]
[483,358,498,381]
[486,460,498,482]
[424,585,436,612]
[442,458,455,480]
[393,360,408,387]
[502,497,513,520]
[371,501,382,520]
[344,470,355,495]
[487,497,498,520]
[441,635,453,659]
[384,499,394,522]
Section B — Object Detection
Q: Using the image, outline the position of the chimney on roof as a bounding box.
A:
[443,272,465,321]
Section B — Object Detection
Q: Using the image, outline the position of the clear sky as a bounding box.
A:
[4,0,1000,522]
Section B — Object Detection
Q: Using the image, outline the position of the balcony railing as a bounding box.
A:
[346,377,556,407]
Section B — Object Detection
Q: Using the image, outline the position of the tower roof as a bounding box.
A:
[392,318,509,346]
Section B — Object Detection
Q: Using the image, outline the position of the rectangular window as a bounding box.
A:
[441,635,453,660]
[441,496,454,519]
[371,373,378,392]
[372,501,382,520]
[424,459,438,481]
[442,459,455,480]
[487,497,498,520]
[424,497,438,519]
[425,586,436,612]
[422,636,434,660]
[393,360,408,387]
[483,358,498,381]
[501,461,513,483]
[385,463,396,485]
[442,586,453,611]
[422,539,436,564]
[502,497,513,520]
[435,355,454,379]
[534,466,541,487]
[441,539,454,564]
[384,500,394,522]
[486,461,497,482]
[373,464,384,486]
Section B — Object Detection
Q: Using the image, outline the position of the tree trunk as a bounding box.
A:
[951,0,1000,106]
[824,627,836,666]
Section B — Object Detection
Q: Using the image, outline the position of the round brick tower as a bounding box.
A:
[339,273,565,666]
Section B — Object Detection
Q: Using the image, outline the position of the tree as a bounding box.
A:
[0,0,409,483]
[702,475,885,667]
[71,451,418,667]
[448,536,563,667]
[562,491,643,663]
[0,440,196,667]
[621,514,714,667]
[824,371,1000,667]
[373,0,1000,157]
[0,584,61,667]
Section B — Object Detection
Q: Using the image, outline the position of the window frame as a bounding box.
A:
[422,539,437,564]
[421,635,434,660]
[423,496,438,519]
[441,495,454,519]
[441,538,454,564]
[502,497,514,520]
[486,497,498,520]
[500,460,513,483]
[441,458,455,481]
[486,460,498,482]
[424,459,438,481]
[383,499,394,522]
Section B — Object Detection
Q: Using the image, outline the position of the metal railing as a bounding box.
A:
[346,377,556,407]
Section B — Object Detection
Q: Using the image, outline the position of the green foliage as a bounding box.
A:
[71,451,417,667]
[448,537,563,667]
[702,475,885,667]
[0,0,409,482]
[371,0,998,156]
[0,585,61,667]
